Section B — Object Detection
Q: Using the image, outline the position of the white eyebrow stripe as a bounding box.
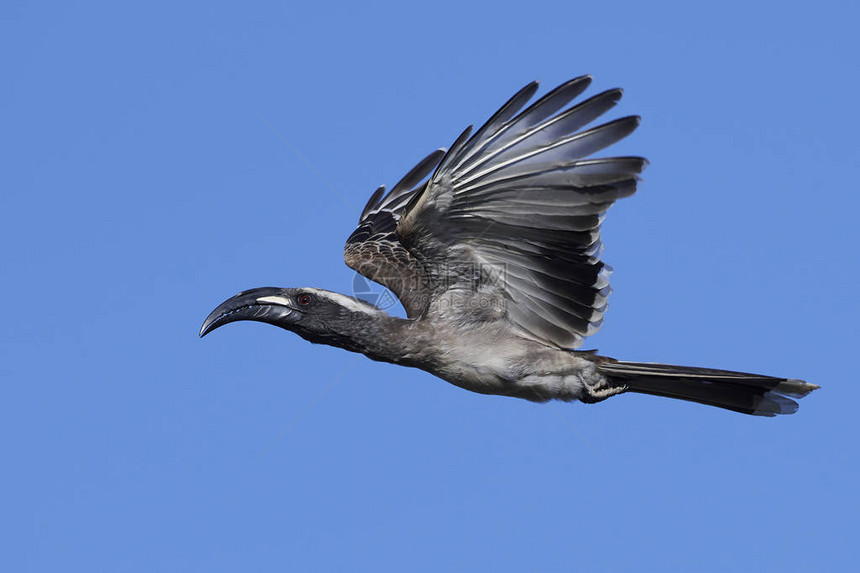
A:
[303,288,380,315]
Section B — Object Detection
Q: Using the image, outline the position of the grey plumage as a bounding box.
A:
[201,76,818,416]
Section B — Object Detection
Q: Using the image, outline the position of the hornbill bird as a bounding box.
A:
[200,76,818,416]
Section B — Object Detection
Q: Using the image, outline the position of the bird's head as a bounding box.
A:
[199,287,383,345]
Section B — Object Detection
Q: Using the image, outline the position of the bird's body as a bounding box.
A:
[201,76,818,416]
[355,306,607,402]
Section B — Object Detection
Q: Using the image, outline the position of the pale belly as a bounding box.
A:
[421,328,606,402]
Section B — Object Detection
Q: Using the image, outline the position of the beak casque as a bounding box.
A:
[199,287,297,337]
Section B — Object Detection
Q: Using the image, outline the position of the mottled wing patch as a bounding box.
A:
[343,150,445,317]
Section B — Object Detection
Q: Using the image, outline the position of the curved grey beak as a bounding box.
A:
[199,287,297,337]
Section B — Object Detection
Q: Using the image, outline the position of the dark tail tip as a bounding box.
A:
[599,361,817,416]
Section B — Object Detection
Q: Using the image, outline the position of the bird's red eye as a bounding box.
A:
[297,294,312,305]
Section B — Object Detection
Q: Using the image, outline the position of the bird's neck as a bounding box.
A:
[303,309,428,366]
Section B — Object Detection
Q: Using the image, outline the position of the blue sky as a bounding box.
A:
[2,1,858,571]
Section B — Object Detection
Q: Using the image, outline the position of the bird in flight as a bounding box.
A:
[200,76,818,416]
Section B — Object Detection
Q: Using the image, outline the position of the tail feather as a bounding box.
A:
[598,360,818,416]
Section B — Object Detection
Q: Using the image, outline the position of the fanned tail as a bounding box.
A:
[598,360,818,416]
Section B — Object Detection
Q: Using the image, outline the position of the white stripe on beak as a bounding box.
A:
[257,295,293,308]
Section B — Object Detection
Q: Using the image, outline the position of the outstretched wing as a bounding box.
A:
[344,149,445,317]
[397,76,647,348]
